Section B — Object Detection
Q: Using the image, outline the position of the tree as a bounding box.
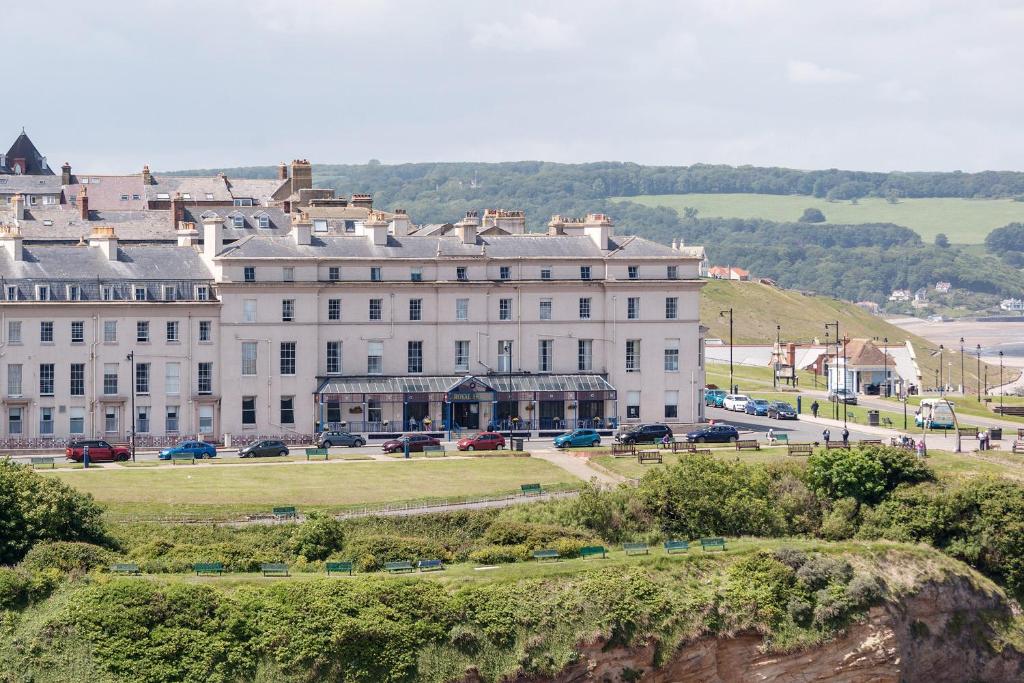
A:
[683,206,699,220]
[806,446,933,506]
[800,208,826,223]
[935,233,950,248]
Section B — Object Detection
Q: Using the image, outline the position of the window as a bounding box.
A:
[280,396,295,425]
[166,406,179,433]
[134,193,143,200]
[664,390,679,419]
[579,297,591,320]
[627,297,640,320]
[244,267,255,282]
[162,286,176,302]
[455,340,470,372]
[70,407,85,435]
[370,267,382,282]
[258,214,270,229]
[165,363,180,395]
[134,286,147,301]
[103,364,118,395]
[665,297,678,320]
[455,298,468,321]
[411,267,422,282]
[136,363,150,394]
[664,339,680,372]
[280,342,296,375]
[456,267,468,281]
[199,320,212,342]
[344,220,356,233]
[541,267,552,280]
[407,341,423,373]
[281,299,295,322]
[67,285,80,301]
[409,298,422,321]
[538,339,553,372]
[242,397,256,426]
[36,285,49,301]
[234,198,253,207]
[539,299,552,320]
[500,266,511,280]
[627,391,640,419]
[39,407,53,435]
[328,299,341,320]
[8,408,22,435]
[367,341,383,374]
[283,267,294,282]
[194,285,211,302]
[137,406,150,433]
[70,363,85,396]
[367,399,381,423]
[327,341,342,375]
[628,265,639,280]
[241,342,258,376]
[40,321,54,343]
[667,265,678,280]
[136,321,149,343]
[232,215,245,228]
[626,340,641,373]
[580,265,591,280]
[197,362,213,394]
[6,364,21,396]
[577,340,593,372]
[103,320,117,342]
[498,341,512,372]
[243,299,256,323]
[369,298,382,321]
[7,321,20,344]
[314,219,329,233]
[71,321,85,343]
[5,286,16,301]
[198,405,213,434]
[328,266,340,281]
[105,407,119,433]
[499,298,512,321]
[39,364,54,395]
[166,321,179,342]
[102,286,113,301]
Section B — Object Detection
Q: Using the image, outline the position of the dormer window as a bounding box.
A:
[162,286,176,301]
[120,194,129,201]
[101,286,114,301]
[67,285,80,301]
[233,198,254,207]
[134,286,147,301]
[181,193,191,200]
[257,214,270,229]
[42,219,53,227]
[196,286,210,301]
[5,285,16,300]
[205,193,214,200]
[36,285,49,301]
[232,215,245,228]
[156,192,170,200]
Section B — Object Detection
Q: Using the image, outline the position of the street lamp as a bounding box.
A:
[882,336,889,398]
[824,322,840,420]
[503,341,513,436]
[841,335,849,426]
[938,344,944,396]
[999,350,1005,413]
[126,351,136,463]
[959,337,965,395]
[976,344,982,402]
[719,308,734,393]
[774,324,780,389]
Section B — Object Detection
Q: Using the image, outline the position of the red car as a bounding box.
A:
[456,432,505,451]
[381,434,442,454]
[65,439,131,462]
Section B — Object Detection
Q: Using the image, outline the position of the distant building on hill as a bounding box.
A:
[855,301,880,314]
[888,289,911,302]
[707,265,749,281]
[1000,298,1024,312]
[935,281,952,293]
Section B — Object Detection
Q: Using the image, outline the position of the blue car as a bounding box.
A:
[553,429,601,448]
[159,440,217,460]
[745,399,770,416]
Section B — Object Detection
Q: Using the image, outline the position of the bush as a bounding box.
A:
[795,556,853,592]
[722,552,796,629]
[468,544,530,564]
[800,208,826,223]
[482,521,588,549]
[0,567,59,611]
[345,534,451,572]
[20,541,112,575]
[289,513,345,561]
[807,446,933,505]
[820,497,860,540]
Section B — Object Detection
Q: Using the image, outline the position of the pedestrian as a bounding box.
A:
[408,416,418,432]
[811,400,820,418]
[979,429,988,451]
[823,428,831,444]
[916,438,926,458]
[661,432,672,449]
[841,427,849,446]
[423,416,433,431]
[767,428,776,445]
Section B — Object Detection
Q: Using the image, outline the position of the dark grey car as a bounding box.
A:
[238,439,289,458]
[316,431,366,448]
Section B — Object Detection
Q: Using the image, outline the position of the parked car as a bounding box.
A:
[744,399,771,416]
[704,389,727,407]
[685,425,740,443]
[553,429,601,448]
[316,431,366,448]
[456,432,506,451]
[381,434,442,453]
[828,388,858,405]
[159,441,217,460]
[616,423,673,445]
[66,439,130,462]
[767,401,798,420]
[722,394,750,411]
[238,440,289,458]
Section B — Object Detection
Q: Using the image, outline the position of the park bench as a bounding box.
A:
[1018,428,1024,440]
[580,545,607,559]
[110,563,140,575]
[30,456,54,469]
[194,562,224,576]
[521,483,543,496]
[700,537,727,552]
[623,542,649,556]
[1013,441,1024,455]
[171,452,195,465]
[825,441,850,450]
[273,506,298,521]
[611,443,635,457]
[787,443,814,456]
[636,450,663,464]
[422,445,445,456]
[261,563,289,577]
[881,417,894,428]
[418,559,445,572]
[384,561,415,573]
[958,427,979,438]
[326,561,353,575]
[857,439,883,446]
[664,540,690,554]
[774,434,789,444]
[734,440,760,451]
[305,448,328,461]
[532,549,560,562]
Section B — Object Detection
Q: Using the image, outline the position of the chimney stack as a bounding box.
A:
[171,192,185,229]
[78,187,89,220]
[202,216,224,261]
[455,211,480,245]
[88,226,119,260]
[11,194,26,221]
[0,225,23,261]
[366,212,389,246]
[142,165,153,185]
[290,159,312,193]
[390,209,411,237]
[292,220,312,246]
[350,193,373,210]
[278,162,288,181]
[176,221,200,247]
[583,213,613,250]
[61,162,72,185]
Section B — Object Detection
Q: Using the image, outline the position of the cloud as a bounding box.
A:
[787,60,861,85]
[470,12,580,52]
[877,79,924,104]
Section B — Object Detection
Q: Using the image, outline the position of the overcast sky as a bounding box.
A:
[9,0,1024,173]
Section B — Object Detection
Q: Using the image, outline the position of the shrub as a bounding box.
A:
[20,541,112,575]
[772,548,808,570]
[820,497,860,540]
[553,538,586,559]
[0,567,59,611]
[800,208,826,223]
[345,535,451,572]
[795,556,853,591]
[722,552,796,629]
[807,446,932,506]
[482,521,588,549]
[289,513,345,561]
[468,544,530,564]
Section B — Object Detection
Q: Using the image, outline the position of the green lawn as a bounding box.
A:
[615,193,1024,244]
[45,458,579,521]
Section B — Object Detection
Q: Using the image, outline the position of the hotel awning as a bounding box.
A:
[316,374,616,402]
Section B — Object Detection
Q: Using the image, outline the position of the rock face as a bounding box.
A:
[470,576,1024,683]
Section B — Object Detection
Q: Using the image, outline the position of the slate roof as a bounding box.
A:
[225,177,289,204]
[2,132,53,175]
[1,244,213,281]
[0,175,64,197]
[64,176,147,210]
[1,206,176,242]
[184,206,291,239]
[146,175,232,203]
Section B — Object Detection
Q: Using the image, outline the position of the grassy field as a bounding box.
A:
[45,458,579,520]
[615,193,1024,244]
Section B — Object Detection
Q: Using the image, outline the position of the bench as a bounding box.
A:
[305,448,329,461]
[881,417,893,428]
[532,549,560,562]
[171,452,195,465]
[110,563,141,575]
[261,563,289,577]
[857,439,883,446]
[273,506,298,521]
[1013,441,1024,455]
[636,450,663,464]
[521,483,543,496]
[734,440,760,451]
[825,441,850,450]
[623,542,649,556]
[326,561,353,575]
[774,433,789,444]
[580,545,607,559]
[194,562,224,576]
[786,443,814,456]
[611,443,635,457]
[384,561,415,573]
[700,537,726,552]
[958,427,979,438]
[30,456,55,469]
[664,540,689,554]
[422,445,445,456]
[418,559,445,572]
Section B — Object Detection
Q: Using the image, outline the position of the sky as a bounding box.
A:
[8,0,1024,173]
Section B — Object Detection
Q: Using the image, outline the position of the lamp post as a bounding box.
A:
[959,337,965,395]
[976,344,982,402]
[504,341,513,437]
[882,336,889,398]
[126,351,136,463]
[999,351,1005,413]
[774,325,780,389]
[719,308,734,393]
[938,344,944,396]
[842,335,849,426]
[824,322,840,420]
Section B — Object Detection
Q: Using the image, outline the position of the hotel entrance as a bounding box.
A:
[451,401,480,430]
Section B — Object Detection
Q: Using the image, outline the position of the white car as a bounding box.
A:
[722,394,750,411]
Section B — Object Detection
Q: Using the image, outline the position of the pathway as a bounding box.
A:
[529,447,625,486]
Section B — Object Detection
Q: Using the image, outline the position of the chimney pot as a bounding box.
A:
[61,162,72,185]
[142,165,153,185]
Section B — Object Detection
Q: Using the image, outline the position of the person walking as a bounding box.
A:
[979,429,988,451]
[916,438,926,458]
[811,400,820,418]
[841,427,849,446]
[822,428,830,444]
[766,428,776,445]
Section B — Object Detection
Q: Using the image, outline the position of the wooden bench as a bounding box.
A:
[417,559,445,572]
[857,439,883,446]
[326,561,353,575]
[580,545,607,559]
[384,561,415,573]
[30,456,55,469]
[664,540,689,554]
[422,445,445,456]
[881,417,893,428]
[171,452,195,465]
[521,483,543,496]
[273,506,297,521]
[1013,441,1024,455]
[611,443,635,457]
[623,542,649,556]
[110,563,141,575]
[305,448,329,460]
[786,443,814,456]
[825,441,850,450]
[532,549,560,562]
[261,563,289,577]
[734,440,760,451]
[700,537,726,552]
[636,450,663,464]
[194,562,224,576]
[958,427,979,438]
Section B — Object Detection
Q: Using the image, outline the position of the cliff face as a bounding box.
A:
[462,576,1024,683]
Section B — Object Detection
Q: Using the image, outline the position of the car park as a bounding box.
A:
[704,389,727,407]
[381,434,442,453]
[685,424,740,443]
[767,401,798,420]
[456,432,506,451]
[316,431,366,448]
[615,423,673,445]
[158,441,217,460]
[553,429,601,448]
[238,440,289,458]
[65,440,130,462]
[722,394,751,411]
[827,388,858,405]
[744,399,770,416]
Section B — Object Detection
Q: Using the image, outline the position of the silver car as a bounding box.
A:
[316,431,366,448]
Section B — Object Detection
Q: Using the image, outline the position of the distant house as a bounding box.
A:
[827,338,897,396]
[888,289,911,302]
[935,281,952,294]
[855,301,880,315]
[708,266,750,281]
[1000,298,1024,312]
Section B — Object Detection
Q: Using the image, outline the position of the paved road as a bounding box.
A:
[705,406,877,442]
